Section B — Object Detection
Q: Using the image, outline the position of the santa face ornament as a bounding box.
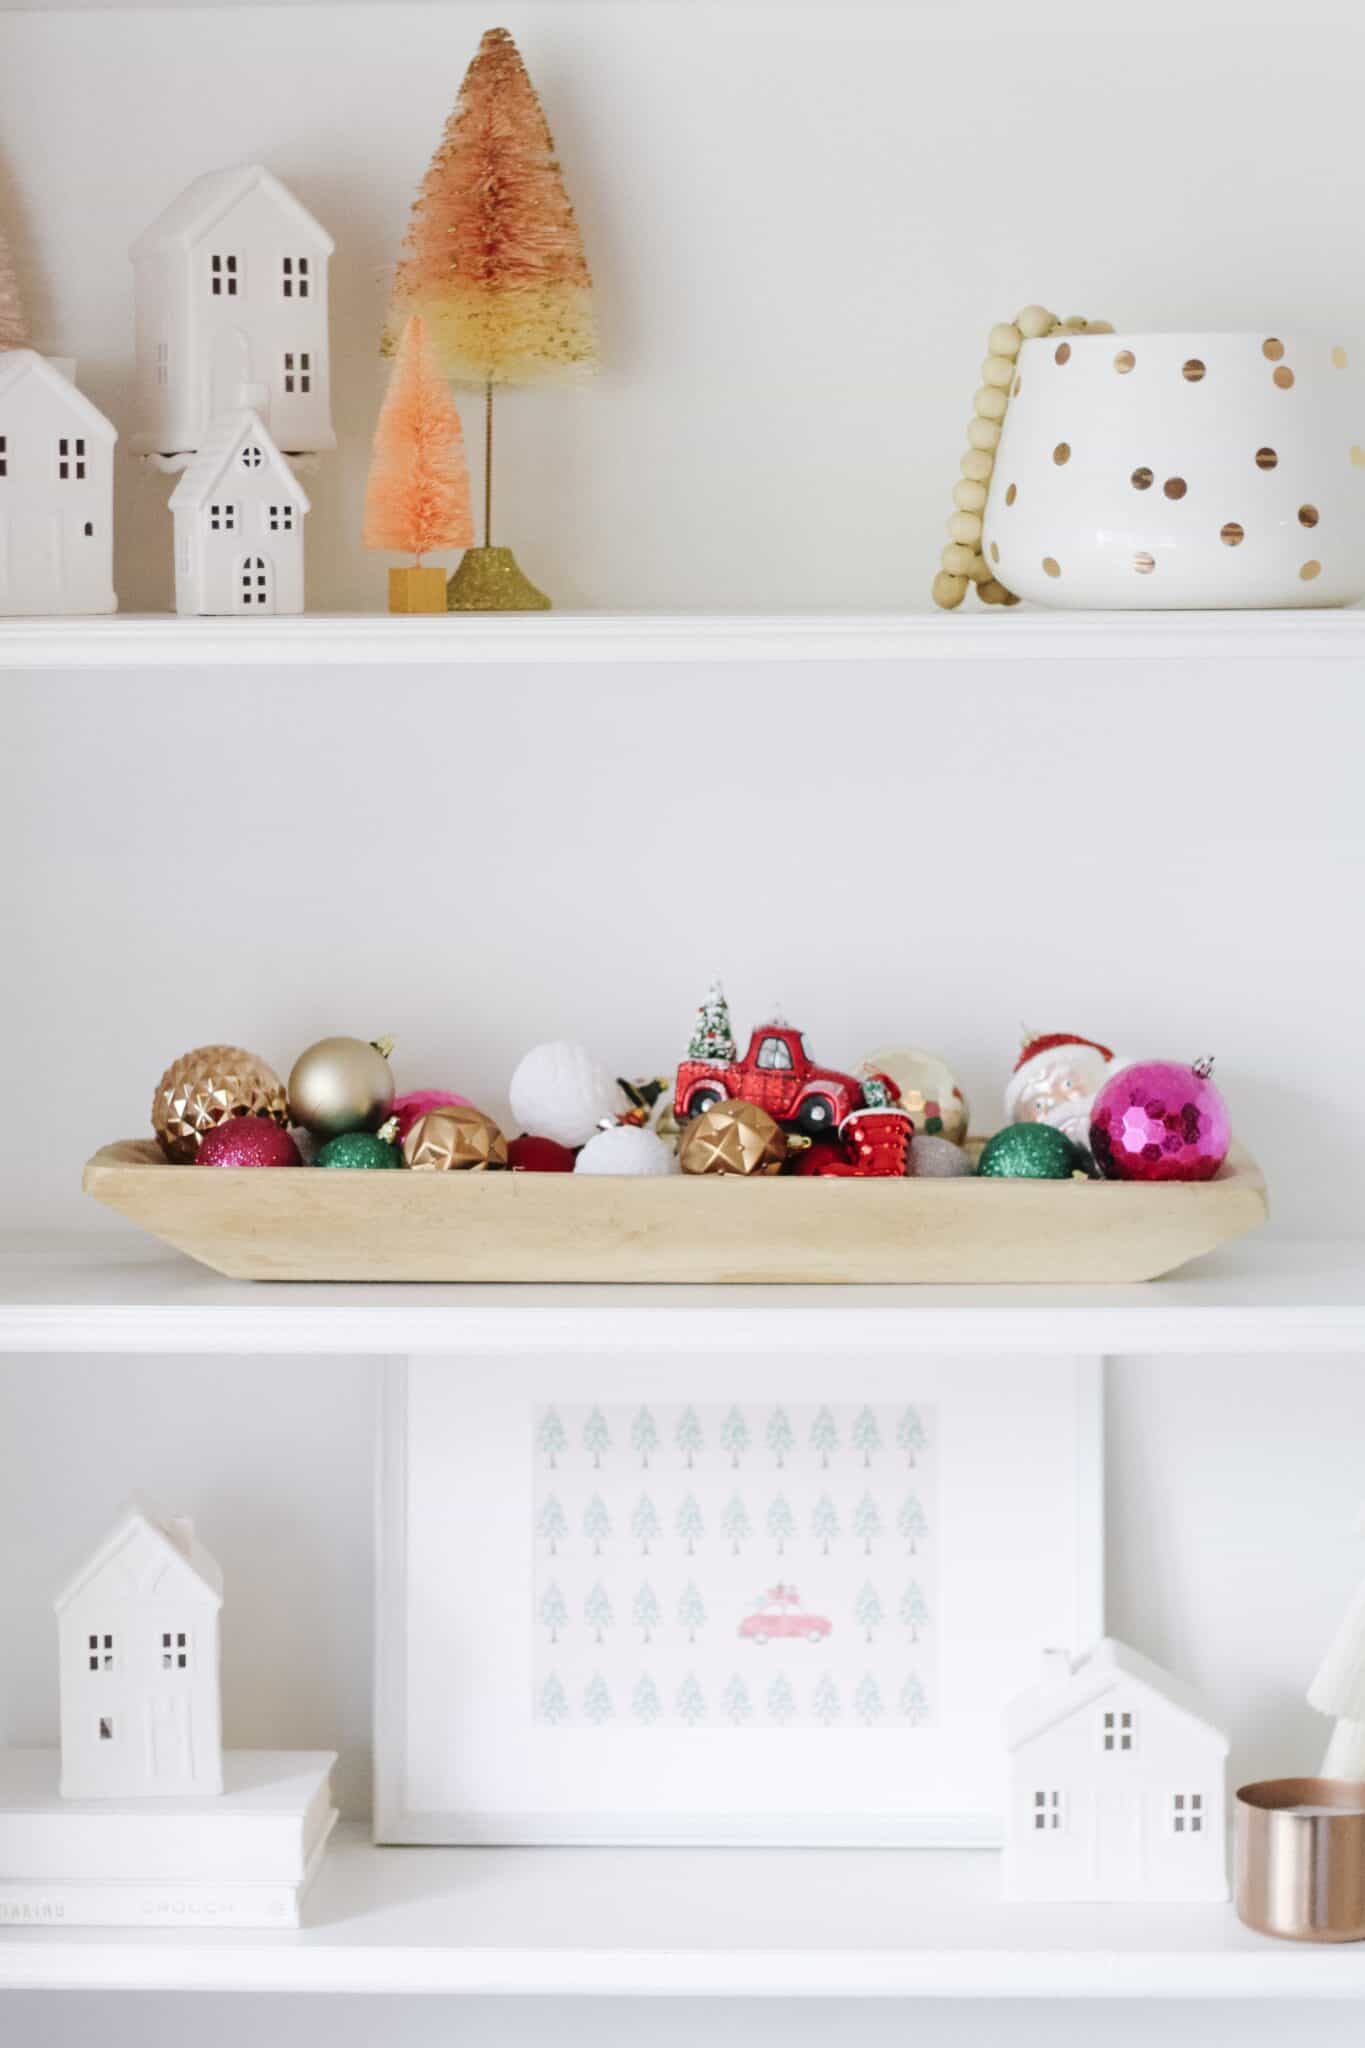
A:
[1004,1032,1119,1153]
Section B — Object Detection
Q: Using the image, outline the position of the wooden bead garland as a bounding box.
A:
[932,305,1114,610]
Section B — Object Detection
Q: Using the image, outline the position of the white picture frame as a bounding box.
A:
[375,1352,1103,1848]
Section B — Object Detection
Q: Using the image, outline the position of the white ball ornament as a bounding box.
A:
[574,1123,680,1177]
[509,1041,624,1150]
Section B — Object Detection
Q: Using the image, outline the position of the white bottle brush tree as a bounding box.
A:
[688,980,736,1063]
[1308,1520,1365,1776]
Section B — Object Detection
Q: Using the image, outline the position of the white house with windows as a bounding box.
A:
[56,1501,223,1800]
[169,410,309,614]
[0,351,116,616]
[130,162,333,459]
[1002,1638,1228,1903]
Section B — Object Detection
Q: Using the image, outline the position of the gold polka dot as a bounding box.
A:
[1351,446,1365,467]
[1256,446,1278,470]
[1220,522,1244,546]
[1333,346,1349,369]
[1262,338,1285,362]
[1163,476,1187,500]
[1005,482,1018,505]
[1298,504,1319,528]
[1182,358,1206,383]
[1054,342,1071,365]
[990,541,1000,563]
[1273,365,1295,389]
[1053,442,1071,465]
[1133,551,1156,575]
[1131,466,1153,490]
[1042,557,1061,578]
[1301,558,1322,580]
[1114,349,1136,374]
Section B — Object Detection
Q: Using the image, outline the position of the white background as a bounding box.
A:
[4,0,1365,2042]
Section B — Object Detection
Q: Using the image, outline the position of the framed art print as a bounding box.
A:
[375,1351,1103,1846]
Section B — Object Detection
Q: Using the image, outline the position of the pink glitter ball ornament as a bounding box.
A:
[391,1089,472,1142]
[1089,1060,1230,1183]
[196,1117,302,1168]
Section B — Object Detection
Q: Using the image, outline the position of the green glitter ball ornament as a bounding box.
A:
[315,1118,402,1170]
[977,1123,1086,1180]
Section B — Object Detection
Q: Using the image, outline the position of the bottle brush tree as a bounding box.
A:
[0,223,26,350]
[1309,1543,1365,1775]
[364,313,473,612]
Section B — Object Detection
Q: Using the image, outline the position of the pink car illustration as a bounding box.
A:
[737,1582,833,1646]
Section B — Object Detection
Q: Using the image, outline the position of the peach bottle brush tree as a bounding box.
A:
[0,220,27,348]
[384,26,597,611]
[365,313,474,613]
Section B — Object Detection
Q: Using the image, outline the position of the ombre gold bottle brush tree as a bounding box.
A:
[384,26,598,611]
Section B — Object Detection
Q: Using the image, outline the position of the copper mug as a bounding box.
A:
[1236,1778,1365,1941]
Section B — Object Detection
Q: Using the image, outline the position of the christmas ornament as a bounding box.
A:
[574,1123,679,1177]
[675,990,862,1136]
[152,1045,288,1162]
[315,1119,402,1169]
[618,1075,669,1126]
[288,1036,395,1138]
[861,1047,969,1145]
[687,980,737,1063]
[1005,1030,1119,1153]
[507,1133,577,1173]
[195,1118,302,1168]
[508,1041,623,1149]
[1089,1059,1230,1183]
[910,1133,976,1178]
[402,1104,508,1171]
[679,1100,793,1177]
[391,1088,472,1142]
[977,1123,1087,1179]
[840,1106,913,1176]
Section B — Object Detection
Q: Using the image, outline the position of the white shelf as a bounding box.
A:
[2,1234,1363,1356]
[0,1823,1359,1997]
[3,609,1365,668]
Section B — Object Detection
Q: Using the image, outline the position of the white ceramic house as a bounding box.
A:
[1003,1638,1228,1903]
[0,351,116,616]
[131,163,334,459]
[56,1501,223,1799]
[169,410,309,615]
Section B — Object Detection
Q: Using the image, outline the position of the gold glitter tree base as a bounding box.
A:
[447,546,551,612]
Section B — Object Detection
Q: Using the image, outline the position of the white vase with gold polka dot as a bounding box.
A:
[983,332,1365,608]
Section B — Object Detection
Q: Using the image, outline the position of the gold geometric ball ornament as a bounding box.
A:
[152,1044,289,1162]
[679,1099,789,1177]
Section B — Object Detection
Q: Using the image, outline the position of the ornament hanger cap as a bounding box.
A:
[371,1036,395,1059]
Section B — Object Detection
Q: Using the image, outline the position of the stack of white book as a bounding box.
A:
[0,1749,337,1928]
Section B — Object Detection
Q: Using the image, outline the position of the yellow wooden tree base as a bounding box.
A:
[389,566,449,614]
[447,546,551,611]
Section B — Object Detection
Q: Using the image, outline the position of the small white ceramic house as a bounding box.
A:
[169,410,309,615]
[131,163,334,459]
[56,1501,223,1800]
[0,351,116,616]
[1003,1638,1228,1903]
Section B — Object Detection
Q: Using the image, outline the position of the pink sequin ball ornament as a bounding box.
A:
[196,1117,302,1167]
[391,1089,472,1142]
[1089,1059,1230,1183]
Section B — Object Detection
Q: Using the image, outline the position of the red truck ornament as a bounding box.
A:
[676,1017,864,1138]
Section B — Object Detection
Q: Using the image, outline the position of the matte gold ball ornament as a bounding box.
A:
[402,1104,509,1171]
[288,1036,396,1138]
[679,1099,795,1177]
[152,1044,289,1161]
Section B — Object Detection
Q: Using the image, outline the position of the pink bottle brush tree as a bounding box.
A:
[0,221,27,348]
[364,312,473,613]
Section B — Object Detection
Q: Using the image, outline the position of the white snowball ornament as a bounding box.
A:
[574,1123,679,1177]
[508,1041,624,1149]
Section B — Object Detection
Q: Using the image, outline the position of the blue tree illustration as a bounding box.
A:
[720,1404,751,1469]
[852,1405,883,1468]
[898,1492,928,1556]
[722,1673,754,1725]
[811,1493,841,1555]
[767,1672,797,1725]
[583,1492,612,1556]
[632,1673,662,1725]
[583,1673,614,1725]
[853,1491,883,1556]
[582,1407,612,1469]
[633,1581,661,1643]
[538,1494,568,1556]
[536,1408,567,1469]
[809,1406,840,1468]
[584,1581,614,1645]
[675,1405,704,1469]
[676,1492,704,1556]
[897,1406,928,1467]
[677,1580,707,1644]
[539,1580,568,1643]
[854,1580,883,1643]
[538,1673,569,1724]
[630,1406,660,1469]
[900,1673,929,1726]
[812,1674,842,1726]
[767,1492,797,1555]
[676,1673,707,1726]
[900,1580,929,1643]
[765,1406,795,1469]
[854,1672,884,1724]
[631,1492,662,1556]
[721,1492,752,1556]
